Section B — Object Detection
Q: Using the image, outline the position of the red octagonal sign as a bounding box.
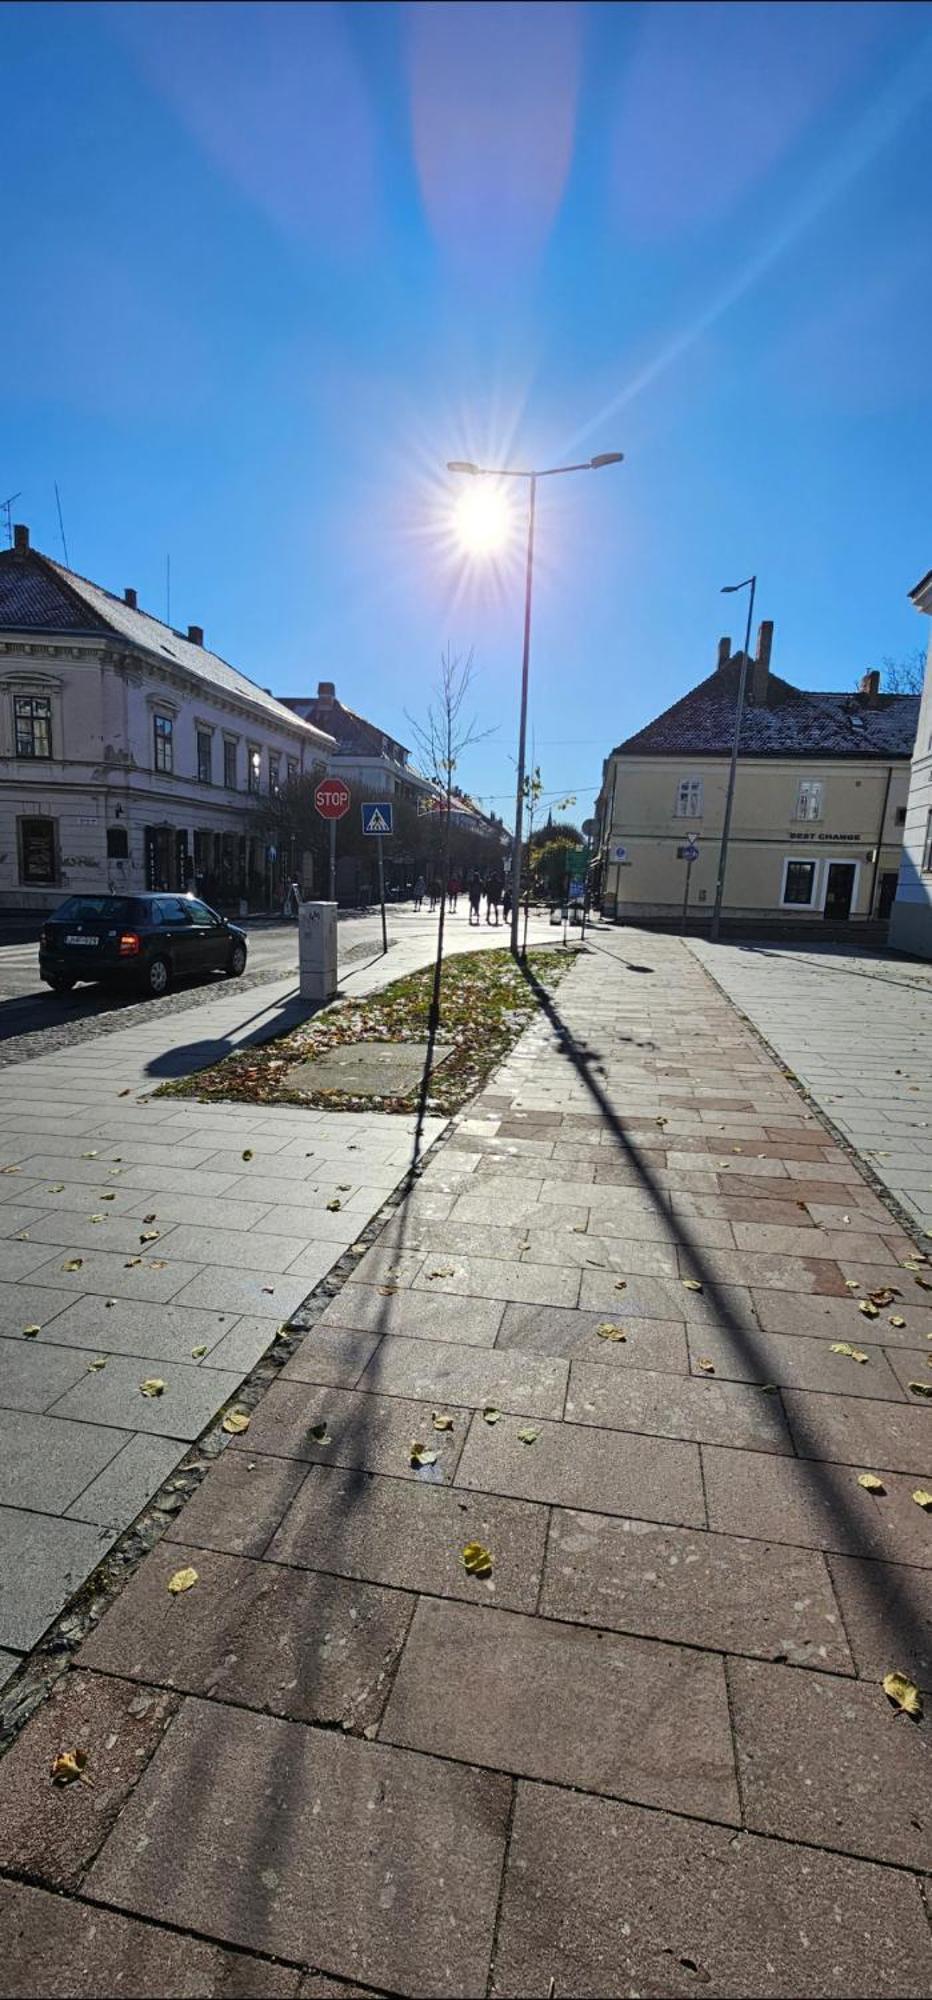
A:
[314,777,352,821]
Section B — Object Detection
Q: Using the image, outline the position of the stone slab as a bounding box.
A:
[170,1269,314,1319]
[827,1554,932,1690]
[66,1432,186,1531]
[684,1324,906,1395]
[729,1654,932,1870]
[79,1544,412,1733]
[754,1287,932,1343]
[382,1596,739,1823]
[782,1387,932,1478]
[0,1281,73,1339]
[0,1335,93,1412]
[233,1381,465,1482]
[578,1269,758,1325]
[319,1284,504,1347]
[267,1462,548,1613]
[26,1246,203,1304]
[0,1510,117,1651]
[541,1509,851,1670]
[285,1038,454,1094]
[0,1649,20,1689]
[455,1410,705,1525]
[491,1781,932,2000]
[702,1446,932,1564]
[164,1449,309,1559]
[494,1302,690,1374]
[0,1880,302,1999]
[0,1668,178,1890]
[48,1352,243,1442]
[411,1253,580,1308]
[566,1359,791,1453]
[355,1335,568,1419]
[35,1296,239,1364]
[0,1408,124,1512]
[278,1326,382,1387]
[86,1698,510,1998]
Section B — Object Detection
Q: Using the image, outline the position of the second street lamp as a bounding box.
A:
[710,573,757,943]
[446,451,623,955]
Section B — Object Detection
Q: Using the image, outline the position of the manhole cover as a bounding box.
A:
[284,1039,455,1096]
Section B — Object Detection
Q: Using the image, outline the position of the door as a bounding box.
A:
[878,871,898,920]
[184,896,227,972]
[824,862,856,920]
[155,895,198,975]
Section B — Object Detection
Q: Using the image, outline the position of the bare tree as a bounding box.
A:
[875,647,926,695]
[406,648,493,1032]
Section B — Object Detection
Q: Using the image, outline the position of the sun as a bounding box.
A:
[453,482,514,555]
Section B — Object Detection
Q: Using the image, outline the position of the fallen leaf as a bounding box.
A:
[844,1279,860,1291]
[100,1192,115,1202]
[118,1088,131,1096]
[124,1257,142,1268]
[427,1265,455,1279]
[0,1166,20,1175]
[596,1322,627,1342]
[614,1278,628,1291]
[140,1378,165,1397]
[830,1342,869,1363]
[142,1213,157,1224]
[911,1489,932,1511]
[308,1421,332,1443]
[47,1184,64,1194]
[410,1442,438,1467]
[882,1671,923,1719]
[87,1357,107,1373]
[191,1344,208,1359]
[517,1426,540,1445]
[868,1288,900,1307]
[89,1214,105,1224]
[147,1259,168,1270]
[50,1749,91,1786]
[857,1473,886,1494]
[696,1357,716,1374]
[22,1325,40,1338]
[483,1405,502,1424]
[81,1152,98,1160]
[432,1412,455,1431]
[890,1316,907,1328]
[62,1258,83,1273]
[167,1566,198,1595]
[462,1541,493,1576]
[378,1284,398,1296]
[222,1409,250,1435]
[139,1231,160,1244]
[682,1278,703,1293]
[326,1199,342,1212]
[916,1276,932,1292]
[858,1301,880,1320]
[242,1149,253,1161]
[907,1380,932,1399]
[350,1243,367,1255]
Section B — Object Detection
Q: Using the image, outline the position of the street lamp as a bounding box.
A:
[446,451,624,954]
[710,573,757,942]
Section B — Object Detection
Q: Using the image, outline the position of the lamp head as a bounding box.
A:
[589,452,624,469]
[447,461,480,475]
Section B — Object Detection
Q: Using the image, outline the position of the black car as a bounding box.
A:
[39,893,248,998]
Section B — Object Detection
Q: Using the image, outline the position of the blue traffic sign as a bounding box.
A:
[362,801,394,837]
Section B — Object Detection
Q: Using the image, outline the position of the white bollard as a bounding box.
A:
[298,901,338,1003]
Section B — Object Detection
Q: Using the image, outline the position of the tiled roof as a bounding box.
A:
[281,693,410,764]
[612,663,920,761]
[0,546,335,750]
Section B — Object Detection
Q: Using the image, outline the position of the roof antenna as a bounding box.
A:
[166,553,171,626]
[1,493,22,547]
[54,483,70,567]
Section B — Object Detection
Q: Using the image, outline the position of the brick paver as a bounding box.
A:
[1,926,931,1997]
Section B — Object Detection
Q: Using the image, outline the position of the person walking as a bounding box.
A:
[468,870,482,926]
[428,876,442,912]
[502,884,512,926]
[448,874,460,913]
[412,873,426,912]
[486,868,503,925]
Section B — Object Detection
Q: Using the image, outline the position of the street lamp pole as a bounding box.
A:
[710,573,756,943]
[446,451,623,956]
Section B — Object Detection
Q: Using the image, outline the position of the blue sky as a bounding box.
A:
[4,0,931,826]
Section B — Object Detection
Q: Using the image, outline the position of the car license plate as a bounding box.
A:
[65,934,97,946]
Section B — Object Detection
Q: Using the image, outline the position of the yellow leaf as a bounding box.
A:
[87,1357,107,1373]
[191,1344,208,1359]
[858,1300,879,1319]
[47,1184,64,1193]
[882,1671,923,1719]
[463,1541,493,1576]
[22,1325,40,1338]
[916,1276,932,1292]
[482,1405,502,1424]
[50,1749,91,1786]
[829,1343,869,1363]
[696,1357,716,1374]
[907,1380,932,1399]
[167,1566,198,1596]
[844,1279,860,1290]
[62,1258,83,1273]
[81,1152,98,1160]
[432,1412,455,1431]
[100,1192,115,1201]
[857,1473,886,1494]
[517,1426,540,1445]
[410,1442,438,1467]
[326,1199,342,1212]
[222,1409,250,1435]
[890,1316,907,1328]
[427,1265,455,1279]
[140,1378,165,1397]
[596,1322,627,1342]
[682,1278,703,1292]
[139,1231,160,1244]
[911,1489,932,1511]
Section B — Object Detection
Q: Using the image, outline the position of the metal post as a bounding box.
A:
[329,818,336,903]
[377,834,388,954]
[510,474,537,956]
[681,856,694,933]
[710,575,756,940]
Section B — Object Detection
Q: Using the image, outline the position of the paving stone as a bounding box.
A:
[490,1781,932,2000]
[356,1335,567,1419]
[410,1253,580,1308]
[12,1211,178,1256]
[66,1432,185,1531]
[522,1230,679,1275]
[0,1880,303,1998]
[86,1698,510,1998]
[782,1386,932,1477]
[164,1449,309,1558]
[0,1237,78,1283]
[232,1381,465,1480]
[885,1344,932,1400]
[448,1189,588,1232]
[578,1269,757,1326]
[679,1246,848,1294]
[541,1509,851,1670]
[495,1302,689,1373]
[346,1247,426,1286]
[731,1222,894,1260]
[565,1360,791,1453]
[827,1554,932,1690]
[114,1161,240,1197]
[382,1597,738,1822]
[125,1189,276,1231]
[274,1324,379,1387]
[0,1202,56,1239]
[80,1544,412,1732]
[267,1463,547,1612]
[728,1655,932,1870]
[0,1407,124,1513]
[377,1217,536,1263]
[0,1669,179,1890]
[27,1246,202,1304]
[684,1324,906,1397]
[754,1285,932,1344]
[249,1204,367,1244]
[320,1284,504,1347]
[703,1445,932,1563]
[0,1335,92,1412]
[456,1409,704,1525]
[48,1353,243,1441]
[36,1297,239,1364]
[171,1269,314,1319]
[197,1316,281,1375]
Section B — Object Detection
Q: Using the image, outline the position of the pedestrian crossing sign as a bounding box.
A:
[362,802,393,836]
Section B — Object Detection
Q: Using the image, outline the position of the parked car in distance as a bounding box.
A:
[39,894,248,998]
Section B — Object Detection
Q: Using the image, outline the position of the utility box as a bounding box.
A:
[298,901,338,1003]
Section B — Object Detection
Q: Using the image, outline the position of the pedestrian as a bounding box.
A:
[412,873,426,912]
[448,874,460,913]
[284,877,301,919]
[502,884,512,925]
[468,870,482,926]
[429,876,442,912]
[486,868,503,925]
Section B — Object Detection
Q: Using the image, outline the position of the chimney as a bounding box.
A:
[859,669,881,707]
[716,635,731,671]
[124,587,137,609]
[187,624,204,646]
[750,619,773,705]
[13,523,29,558]
[317,680,336,704]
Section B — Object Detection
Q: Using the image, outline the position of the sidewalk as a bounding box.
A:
[1,929,930,1996]
[0,910,554,1691]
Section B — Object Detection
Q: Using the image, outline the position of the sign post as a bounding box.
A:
[315,778,352,902]
[678,838,700,933]
[362,801,393,955]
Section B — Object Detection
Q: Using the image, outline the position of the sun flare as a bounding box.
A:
[453,482,513,554]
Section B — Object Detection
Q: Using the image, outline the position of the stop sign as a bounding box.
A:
[315,777,351,821]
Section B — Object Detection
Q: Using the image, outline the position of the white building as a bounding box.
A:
[0,527,335,911]
[279,682,439,805]
[889,568,932,958]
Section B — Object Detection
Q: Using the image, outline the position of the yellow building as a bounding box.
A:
[595,623,919,935]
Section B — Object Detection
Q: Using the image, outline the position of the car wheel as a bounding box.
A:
[45,976,75,995]
[144,955,170,998]
[228,941,247,978]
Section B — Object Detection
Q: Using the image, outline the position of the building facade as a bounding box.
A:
[889,569,932,958]
[595,623,919,934]
[279,682,438,805]
[0,528,335,912]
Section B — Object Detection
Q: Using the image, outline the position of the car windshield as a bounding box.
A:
[53,897,138,924]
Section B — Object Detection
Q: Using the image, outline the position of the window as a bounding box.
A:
[269,753,281,797]
[154,714,174,772]
[185,897,221,928]
[57,895,137,922]
[895,805,907,827]
[224,740,238,789]
[158,897,193,925]
[106,826,128,859]
[287,758,298,786]
[922,811,932,875]
[19,817,57,885]
[795,779,823,822]
[196,728,213,784]
[675,777,702,818]
[14,695,51,758]
[247,745,261,794]
[783,859,818,906]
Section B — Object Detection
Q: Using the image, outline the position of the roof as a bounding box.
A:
[611,661,920,762]
[280,690,410,764]
[0,544,335,750]
[909,569,932,614]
